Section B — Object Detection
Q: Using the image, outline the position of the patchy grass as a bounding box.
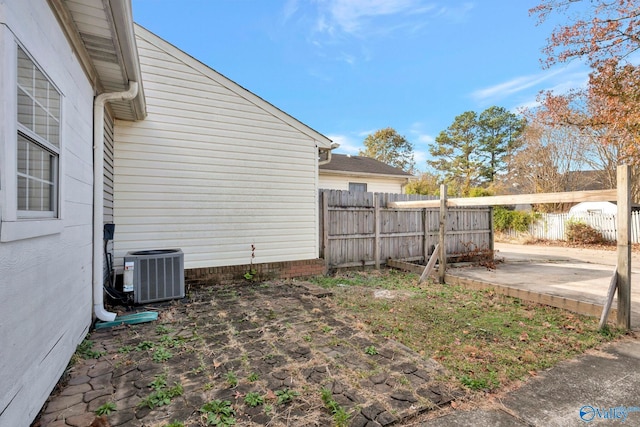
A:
[310,269,625,393]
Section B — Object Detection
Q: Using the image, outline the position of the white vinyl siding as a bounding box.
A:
[320,173,408,194]
[0,1,94,425]
[104,111,115,223]
[114,27,321,270]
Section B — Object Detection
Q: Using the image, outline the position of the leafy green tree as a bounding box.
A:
[428,111,481,196]
[404,172,440,195]
[359,127,415,173]
[478,106,526,182]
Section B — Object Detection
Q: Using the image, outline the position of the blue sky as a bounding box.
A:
[132,0,590,172]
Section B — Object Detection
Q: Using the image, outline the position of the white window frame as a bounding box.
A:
[0,30,63,242]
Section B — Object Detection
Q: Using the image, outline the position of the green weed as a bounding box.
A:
[275,388,299,405]
[152,347,173,363]
[364,345,378,355]
[321,388,350,427]
[94,401,116,416]
[244,392,264,407]
[225,371,238,388]
[76,340,105,359]
[200,399,236,426]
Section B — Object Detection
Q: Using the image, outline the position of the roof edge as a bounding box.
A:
[319,169,415,180]
[109,0,146,120]
[47,0,101,90]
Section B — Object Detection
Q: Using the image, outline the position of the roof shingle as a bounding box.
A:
[320,154,413,177]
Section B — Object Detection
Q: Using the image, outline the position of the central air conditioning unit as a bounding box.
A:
[123,249,185,304]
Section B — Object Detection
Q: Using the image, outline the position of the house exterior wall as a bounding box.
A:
[319,173,407,194]
[0,1,94,425]
[113,27,321,270]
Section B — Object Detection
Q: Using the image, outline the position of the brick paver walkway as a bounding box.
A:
[35,281,460,426]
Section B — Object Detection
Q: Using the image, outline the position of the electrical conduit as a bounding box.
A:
[93,82,139,321]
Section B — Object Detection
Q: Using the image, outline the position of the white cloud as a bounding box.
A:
[324,0,427,34]
[471,61,591,112]
[326,133,362,154]
[471,71,560,102]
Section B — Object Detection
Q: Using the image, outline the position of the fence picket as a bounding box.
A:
[320,190,492,269]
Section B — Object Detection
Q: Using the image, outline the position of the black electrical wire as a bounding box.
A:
[103,239,132,305]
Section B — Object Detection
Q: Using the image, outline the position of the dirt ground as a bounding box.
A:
[35,281,462,427]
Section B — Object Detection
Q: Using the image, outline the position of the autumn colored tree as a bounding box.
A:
[531,0,640,68]
[359,127,415,173]
[528,88,640,200]
[531,0,640,163]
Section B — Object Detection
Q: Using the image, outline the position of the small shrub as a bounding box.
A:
[565,220,605,244]
[493,207,538,233]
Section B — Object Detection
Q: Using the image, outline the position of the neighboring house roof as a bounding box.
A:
[134,24,332,149]
[320,154,414,178]
[320,154,413,178]
[49,0,146,120]
[566,170,611,191]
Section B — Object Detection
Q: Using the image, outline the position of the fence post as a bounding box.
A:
[321,190,329,268]
[439,184,447,284]
[617,165,631,330]
[422,208,428,263]
[374,195,380,269]
[489,206,494,255]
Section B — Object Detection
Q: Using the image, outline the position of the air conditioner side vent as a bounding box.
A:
[124,249,185,304]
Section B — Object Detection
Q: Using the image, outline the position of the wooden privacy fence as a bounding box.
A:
[504,211,640,243]
[319,190,493,269]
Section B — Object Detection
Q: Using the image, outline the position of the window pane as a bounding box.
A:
[17,176,27,210]
[49,88,60,120]
[17,135,28,174]
[34,103,48,141]
[34,67,48,102]
[28,178,43,211]
[17,88,33,130]
[28,143,44,180]
[17,48,32,94]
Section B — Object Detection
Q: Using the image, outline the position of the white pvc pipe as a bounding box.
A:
[93,82,139,322]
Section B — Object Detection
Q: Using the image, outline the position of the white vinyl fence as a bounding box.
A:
[505,211,640,243]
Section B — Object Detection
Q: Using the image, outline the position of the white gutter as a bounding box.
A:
[93,82,139,322]
[318,142,340,166]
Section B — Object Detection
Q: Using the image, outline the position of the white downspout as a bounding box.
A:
[318,142,340,166]
[93,82,139,322]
